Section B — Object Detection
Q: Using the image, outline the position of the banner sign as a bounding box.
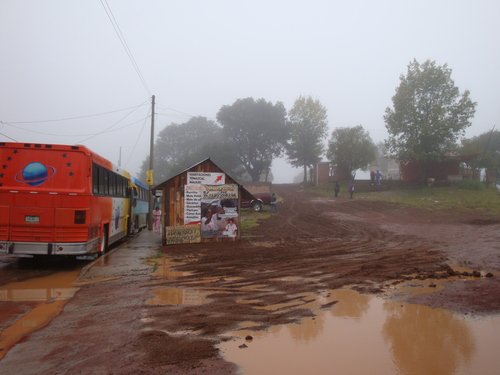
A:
[202,184,238,200]
[187,172,225,186]
[165,225,201,245]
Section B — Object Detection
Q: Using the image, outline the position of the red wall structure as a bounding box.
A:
[400,160,459,183]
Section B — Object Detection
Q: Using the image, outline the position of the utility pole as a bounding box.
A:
[147,94,155,230]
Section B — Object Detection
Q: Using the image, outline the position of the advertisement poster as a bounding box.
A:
[184,184,239,239]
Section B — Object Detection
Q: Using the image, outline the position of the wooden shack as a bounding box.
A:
[153,158,255,245]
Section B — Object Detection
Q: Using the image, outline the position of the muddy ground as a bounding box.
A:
[1,184,499,374]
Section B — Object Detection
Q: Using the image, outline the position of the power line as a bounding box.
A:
[0,102,148,124]
[99,0,151,96]
[125,114,150,170]
[155,103,218,123]
[155,104,196,118]
[2,115,150,137]
[0,131,18,142]
[77,102,148,143]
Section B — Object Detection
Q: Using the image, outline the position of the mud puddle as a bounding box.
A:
[220,288,500,375]
[0,269,80,359]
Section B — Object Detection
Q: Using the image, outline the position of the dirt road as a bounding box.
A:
[1,184,499,374]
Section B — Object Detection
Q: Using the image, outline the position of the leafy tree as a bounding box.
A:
[286,96,328,184]
[327,125,376,180]
[385,59,476,165]
[139,116,243,184]
[216,97,288,182]
[461,129,500,171]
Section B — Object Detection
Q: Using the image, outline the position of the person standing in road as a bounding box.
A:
[348,181,355,199]
[334,181,340,198]
[152,206,162,234]
[270,192,278,212]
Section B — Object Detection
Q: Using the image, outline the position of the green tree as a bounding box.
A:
[216,97,288,182]
[139,116,242,184]
[327,125,376,180]
[286,96,328,184]
[385,59,476,165]
[461,129,500,172]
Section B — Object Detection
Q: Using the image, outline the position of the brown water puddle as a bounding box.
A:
[220,289,500,375]
[147,287,211,306]
[153,258,192,279]
[0,269,80,359]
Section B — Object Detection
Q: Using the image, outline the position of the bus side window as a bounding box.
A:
[132,187,138,207]
[92,164,99,194]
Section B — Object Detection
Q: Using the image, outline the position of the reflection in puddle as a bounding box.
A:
[0,270,80,359]
[154,258,192,279]
[0,270,80,302]
[221,289,500,375]
[147,287,211,306]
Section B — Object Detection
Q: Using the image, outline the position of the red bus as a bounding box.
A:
[0,142,145,257]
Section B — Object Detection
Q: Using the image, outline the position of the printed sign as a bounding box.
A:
[184,185,203,224]
[165,225,201,245]
[187,172,225,185]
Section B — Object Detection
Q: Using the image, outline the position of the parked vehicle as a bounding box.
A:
[241,192,272,212]
[0,142,149,257]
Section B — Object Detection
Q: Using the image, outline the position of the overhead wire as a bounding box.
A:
[155,103,218,123]
[1,102,148,124]
[77,100,149,143]
[155,104,196,118]
[0,131,18,142]
[125,114,150,170]
[99,0,152,96]
[2,115,150,137]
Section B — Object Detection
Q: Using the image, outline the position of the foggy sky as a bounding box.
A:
[1,0,499,183]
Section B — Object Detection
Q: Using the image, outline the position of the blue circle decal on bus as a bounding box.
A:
[16,162,56,186]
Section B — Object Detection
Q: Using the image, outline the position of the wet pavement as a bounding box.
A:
[0,229,161,362]
[0,263,83,359]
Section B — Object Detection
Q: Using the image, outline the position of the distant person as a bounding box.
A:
[334,181,340,198]
[375,170,382,186]
[348,181,355,199]
[270,192,278,212]
[152,207,162,234]
[370,170,375,185]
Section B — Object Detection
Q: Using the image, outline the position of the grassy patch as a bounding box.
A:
[358,185,500,214]
[144,249,164,272]
[308,182,500,215]
[240,208,272,232]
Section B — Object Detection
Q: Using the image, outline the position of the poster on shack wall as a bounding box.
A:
[184,183,239,240]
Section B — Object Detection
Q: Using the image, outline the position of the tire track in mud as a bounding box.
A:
[152,185,447,329]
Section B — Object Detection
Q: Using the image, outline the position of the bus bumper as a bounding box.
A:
[0,239,98,256]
